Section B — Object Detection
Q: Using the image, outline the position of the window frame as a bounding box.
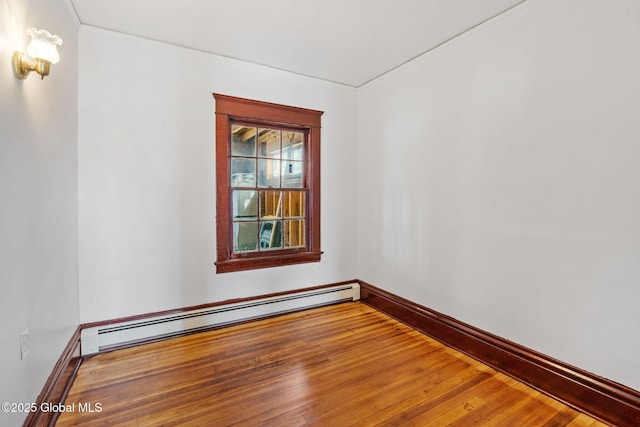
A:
[213,94,323,273]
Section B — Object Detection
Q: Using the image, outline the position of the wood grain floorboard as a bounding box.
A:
[56,302,607,426]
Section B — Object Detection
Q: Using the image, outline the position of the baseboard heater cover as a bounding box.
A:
[81,282,360,355]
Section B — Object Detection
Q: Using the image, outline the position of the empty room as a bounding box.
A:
[1,0,639,425]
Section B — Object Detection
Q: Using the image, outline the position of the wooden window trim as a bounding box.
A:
[213,94,323,273]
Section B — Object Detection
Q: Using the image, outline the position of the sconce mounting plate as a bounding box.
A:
[13,51,30,80]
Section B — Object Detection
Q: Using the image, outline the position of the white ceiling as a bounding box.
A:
[70,0,526,87]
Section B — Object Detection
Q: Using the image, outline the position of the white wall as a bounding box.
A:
[0,0,79,424]
[357,0,640,390]
[77,27,358,323]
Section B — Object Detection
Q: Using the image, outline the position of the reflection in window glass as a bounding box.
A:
[231,158,256,187]
[283,191,304,218]
[260,190,282,219]
[258,158,281,188]
[282,161,303,188]
[231,126,256,157]
[258,129,281,158]
[232,190,257,220]
[284,220,305,247]
[282,131,303,161]
[260,221,282,249]
[233,222,258,252]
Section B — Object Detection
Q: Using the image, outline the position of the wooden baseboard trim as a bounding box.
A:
[358,280,640,427]
[23,326,82,427]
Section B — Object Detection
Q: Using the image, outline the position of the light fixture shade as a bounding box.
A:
[26,27,63,64]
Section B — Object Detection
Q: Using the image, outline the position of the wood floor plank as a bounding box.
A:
[56,302,606,426]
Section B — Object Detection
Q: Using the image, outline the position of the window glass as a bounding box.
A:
[231,158,256,187]
[284,220,305,248]
[258,159,280,188]
[260,190,282,219]
[260,221,282,249]
[232,190,257,220]
[231,125,256,157]
[283,191,304,218]
[230,125,308,255]
[258,129,280,158]
[231,126,303,255]
[233,222,258,252]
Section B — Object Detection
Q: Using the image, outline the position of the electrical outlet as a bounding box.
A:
[20,328,30,360]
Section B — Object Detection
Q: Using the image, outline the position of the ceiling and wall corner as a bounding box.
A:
[68,0,527,87]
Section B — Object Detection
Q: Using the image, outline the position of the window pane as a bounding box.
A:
[231,158,256,187]
[234,222,258,252]
[283,191,305,218]
[282,131,303,161]
[260,190,282,219]
[258,158,281,188]
[258,129,281,158]
[231,125,256,157]
[260,221,282,249]
[284,220,305,248]
[232,190,257,220]
[282,161,303,188]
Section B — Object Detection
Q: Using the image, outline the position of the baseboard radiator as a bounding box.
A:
[81,282,360,356]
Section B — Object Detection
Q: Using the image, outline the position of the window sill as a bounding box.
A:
[215,251,323,273]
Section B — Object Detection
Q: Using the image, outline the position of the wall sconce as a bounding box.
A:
[13,27,63,80]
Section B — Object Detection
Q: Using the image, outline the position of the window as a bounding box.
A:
[213,94,323,273]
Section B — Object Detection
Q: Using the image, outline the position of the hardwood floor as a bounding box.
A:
[56,303,606,426]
